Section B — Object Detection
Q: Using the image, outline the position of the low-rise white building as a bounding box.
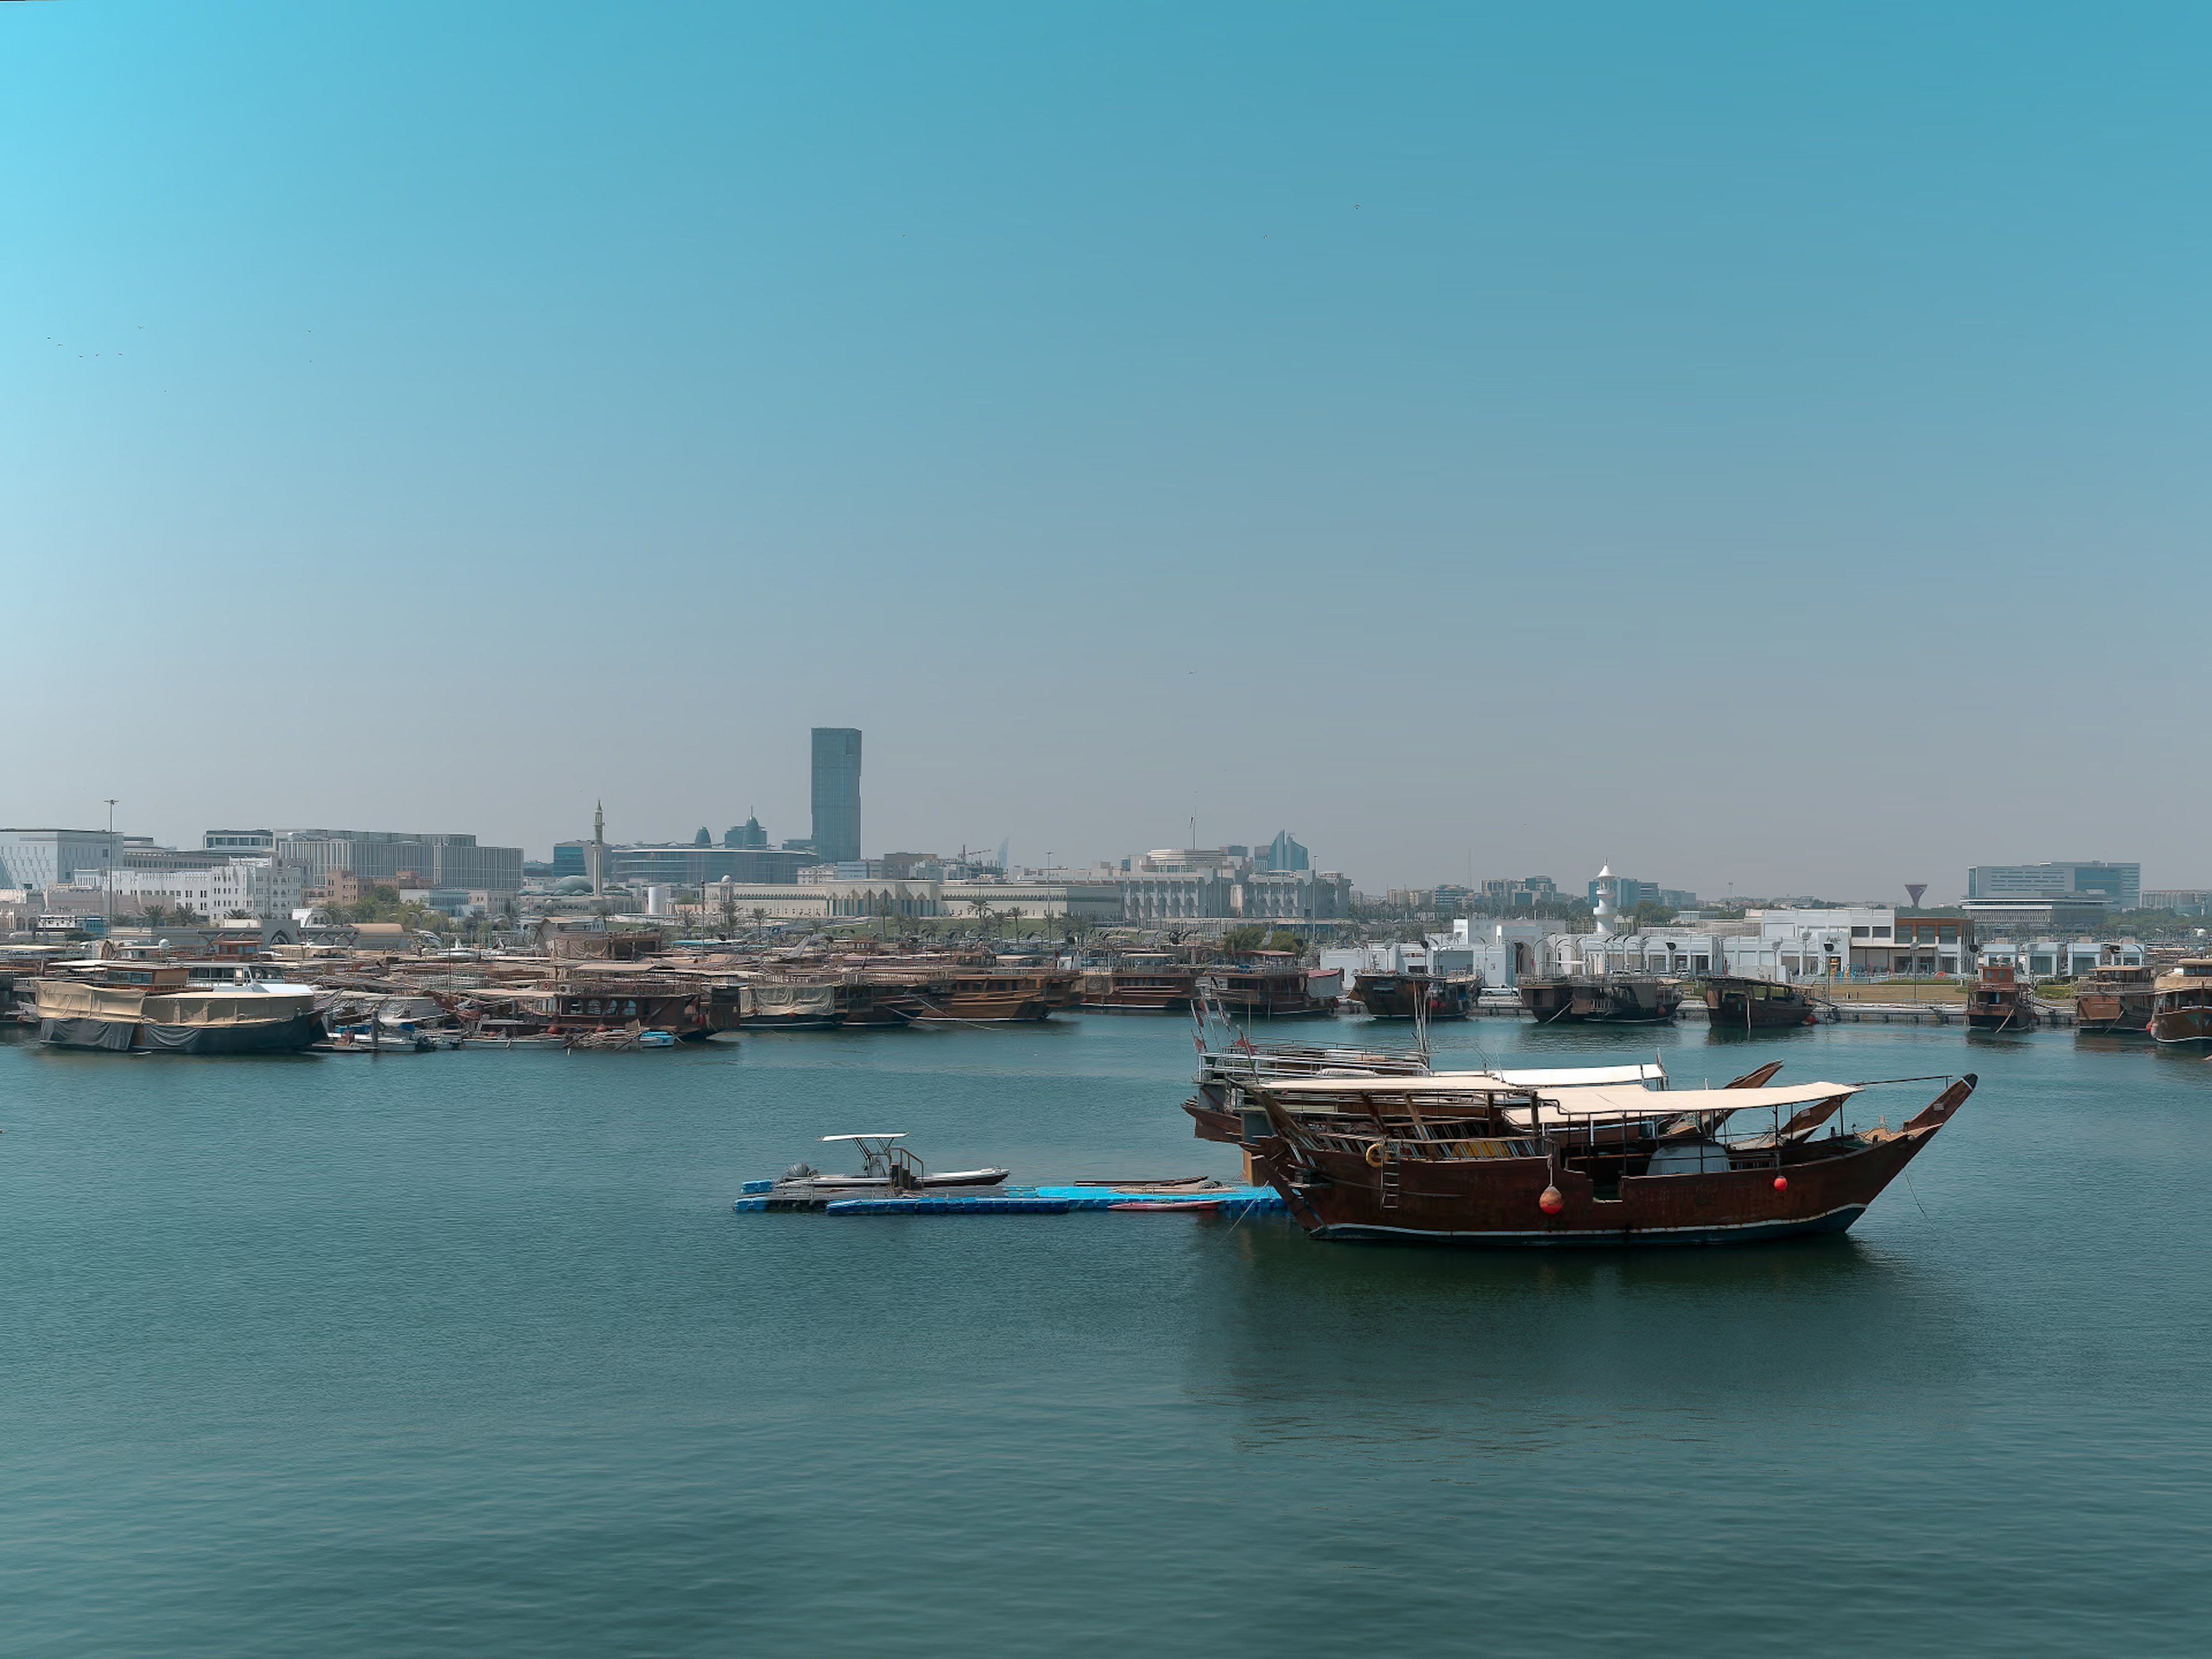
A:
[99,857,304,921]
[1979,937,2144,977]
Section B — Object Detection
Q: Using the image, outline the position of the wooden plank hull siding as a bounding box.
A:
[1201,971,1336,1018]
[2150,1002,2212,1044]
[1519,976,1681,1025]
[1244,1078,1976,1248]
[1078,969,1200,1013]
[2077,991,2155,1033]
[1184,1100,1244,1145]
[1033,972,1080,1010]
[910,974,1058,1022]
[834,981,931,1027]
[2077,968,2155,1035]
[1702,978,1817,1029]
[2149,961,2212,1044]
[546,986,710,1038]
[1353,974,1477,1021]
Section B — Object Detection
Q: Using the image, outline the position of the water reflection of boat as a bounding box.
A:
[1226,1068,1976,1247]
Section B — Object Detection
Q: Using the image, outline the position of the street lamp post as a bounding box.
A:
[105,798,118,932]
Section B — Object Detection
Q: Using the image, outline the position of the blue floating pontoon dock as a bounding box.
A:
[733,1183,1284,1216]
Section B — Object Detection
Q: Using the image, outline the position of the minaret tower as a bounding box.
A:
[588,800,607,897]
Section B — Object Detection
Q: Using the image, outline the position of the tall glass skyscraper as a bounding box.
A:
[810,728,862,863]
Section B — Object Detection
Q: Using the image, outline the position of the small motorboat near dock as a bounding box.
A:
[740,1134,1013,1208]
[734,1150,1286,1217]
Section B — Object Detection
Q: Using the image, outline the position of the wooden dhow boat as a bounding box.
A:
[906,969,1066,1023]
[1353,971,1480,1021]
[1518,974,1681,1025]
[33,963,321,1054]
[1966,961,2035,1032]
[2149,959,2212,1046]
[1700,975,1819,1030]
[1199,957,1337,1018]
[1078,953,1205,1013]
[2075,963,2156,1036]
[1218,1067,1975,1247]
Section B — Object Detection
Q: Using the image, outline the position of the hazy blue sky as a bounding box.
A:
[6,2,2207,899]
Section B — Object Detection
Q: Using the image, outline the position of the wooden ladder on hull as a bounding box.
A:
[1377,1142,1401,1210]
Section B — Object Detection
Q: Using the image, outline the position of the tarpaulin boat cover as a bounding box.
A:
[39,1016,137,1049]
[747,983,836,1017]
[37,979,317,1027]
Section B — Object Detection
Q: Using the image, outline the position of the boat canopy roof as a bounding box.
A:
[820,1133,906,1142]
[1478,1063,1664,1089]
[1508,1080,1857,1126]
[1263,1070,1658,1098]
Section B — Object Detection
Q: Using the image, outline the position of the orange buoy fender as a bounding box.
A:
[1538,1185,1565,1215]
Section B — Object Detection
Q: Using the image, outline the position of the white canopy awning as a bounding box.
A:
[1480,1063,1665,1089]
[1505,1081,1856,1128]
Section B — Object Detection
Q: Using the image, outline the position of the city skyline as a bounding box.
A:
[9,5,2210,895]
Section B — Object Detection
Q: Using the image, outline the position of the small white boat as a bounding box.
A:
[777,1134,1010,1191]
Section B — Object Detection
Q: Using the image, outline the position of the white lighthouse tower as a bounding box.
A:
[1593,864,1618,939]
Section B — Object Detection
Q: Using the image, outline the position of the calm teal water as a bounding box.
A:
[3,1016,2209,1656]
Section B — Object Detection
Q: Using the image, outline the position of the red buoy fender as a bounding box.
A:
[1772,1175,1789,1193]
[1539,1185,1565,1215]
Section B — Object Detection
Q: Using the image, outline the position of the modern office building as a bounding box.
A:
[1257,832,1309,873]
[604,844,820,887]
[270,830,524,895]
[2144,889,2212,916]
[1966,861,2139,912]
[203,830,276,852]
[1482,876,1560,909]
[1589,875,1657,910]
[810,728,862,863]
[0,828,128,891]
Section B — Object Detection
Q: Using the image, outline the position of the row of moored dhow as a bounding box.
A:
[12,945,2212,1054]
